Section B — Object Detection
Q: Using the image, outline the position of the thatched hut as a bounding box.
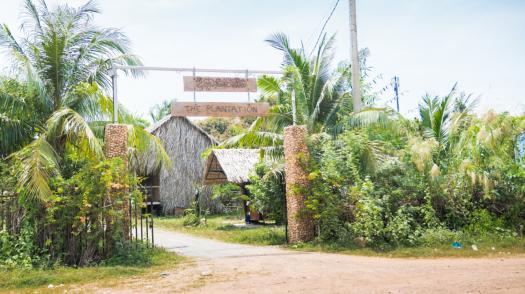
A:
[203,149,260,185]
[203,149,262,221]
[144,116,218,215]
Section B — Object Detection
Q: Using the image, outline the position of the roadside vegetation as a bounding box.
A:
[0,247,184,292]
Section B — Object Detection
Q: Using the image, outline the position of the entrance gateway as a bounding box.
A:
[106,65,314,243]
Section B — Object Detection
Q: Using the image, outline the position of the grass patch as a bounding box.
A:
[0,248,185,292]
[156,214,286,246]
[288,237,525,258]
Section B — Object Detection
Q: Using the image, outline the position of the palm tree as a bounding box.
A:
[0,79,45,157]
[149,100,171,123]
[0,0,167,200]
[418,83,477,148]
[222,33,394,156]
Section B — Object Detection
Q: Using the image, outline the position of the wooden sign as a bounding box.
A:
[172,102,269,117]
[183,76,257,92]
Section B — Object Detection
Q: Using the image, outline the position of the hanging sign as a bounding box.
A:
[183,76,257,92]
[172,102,269,117]
[516,133,525,163]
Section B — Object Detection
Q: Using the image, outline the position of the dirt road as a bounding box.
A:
[94,229,525,293]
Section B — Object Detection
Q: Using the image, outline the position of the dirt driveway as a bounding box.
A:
[92,229,525,293]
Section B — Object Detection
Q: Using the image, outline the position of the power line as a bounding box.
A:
[309,0,340,56]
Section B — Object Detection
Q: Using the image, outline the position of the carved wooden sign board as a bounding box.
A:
[183,76,257,92]
[172,102,269,117]
[176,76,267,117]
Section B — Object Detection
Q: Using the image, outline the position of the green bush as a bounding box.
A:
[298,111,525,249]
[0,224,45,270]
[182,201,202,227]
[247,162,286,224]
[1,156,143,268]
[419,228,461,247]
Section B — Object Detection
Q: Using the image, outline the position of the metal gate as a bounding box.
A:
[129,186,158,247]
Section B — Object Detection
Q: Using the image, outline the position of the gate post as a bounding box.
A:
[104,124,131,241]
[284,125,314,243]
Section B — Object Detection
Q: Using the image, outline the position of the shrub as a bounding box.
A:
[247,162,286,224]
[1,156,143,268]
[419,228,461,247]
[350,181,385,246]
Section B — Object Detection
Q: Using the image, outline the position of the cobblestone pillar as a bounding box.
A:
[284,125,314,243]
[104,124,130,241]
[104,124,128,160]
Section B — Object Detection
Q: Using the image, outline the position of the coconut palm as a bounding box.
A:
[149,100,172,123]
[0,79,46,157]
[0,0,167,200]
[418,83,478,149]
[222,33,394,156]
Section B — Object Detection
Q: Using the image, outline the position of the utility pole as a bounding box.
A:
[349,0,362,112]
[393,76,400,112]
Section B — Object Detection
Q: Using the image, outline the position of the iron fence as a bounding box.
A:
[129,185,161,247]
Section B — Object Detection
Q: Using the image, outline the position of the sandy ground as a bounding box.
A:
[80,229,525,294]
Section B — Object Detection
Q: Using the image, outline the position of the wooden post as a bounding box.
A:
[283,125,314,243]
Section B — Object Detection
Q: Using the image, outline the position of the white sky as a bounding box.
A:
[1,0,524,119]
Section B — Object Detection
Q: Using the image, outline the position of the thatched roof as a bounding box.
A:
[203,149,260,185]
[147,116,217,144]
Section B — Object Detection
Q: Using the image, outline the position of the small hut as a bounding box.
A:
[203,149,260,185]
[203,149,261,221]
[144,116,218,215]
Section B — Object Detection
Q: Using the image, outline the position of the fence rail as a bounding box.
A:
[129,186,159,247]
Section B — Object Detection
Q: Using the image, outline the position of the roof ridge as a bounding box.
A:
[147,115,218,144]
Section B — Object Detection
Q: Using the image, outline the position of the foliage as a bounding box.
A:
[0,79,45,156]
[300,96,525,249]
[211,183,242,212]
[196,117,250,143]
[182,202,202,227]
[0,155,144,268]
[149,100,171,123]
[247,162,287,224]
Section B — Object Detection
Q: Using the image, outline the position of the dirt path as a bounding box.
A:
[90,229,525,293]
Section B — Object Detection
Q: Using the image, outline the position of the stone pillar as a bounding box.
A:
[284,125,314,243]
[104,124,128,160]
[104,124,130,241]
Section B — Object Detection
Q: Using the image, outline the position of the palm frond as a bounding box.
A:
[349,107,397,128]
[127,124,171,175]
[12,136,59,201]
[45,107,104,159]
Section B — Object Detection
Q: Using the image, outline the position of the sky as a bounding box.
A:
[1,0,524,119]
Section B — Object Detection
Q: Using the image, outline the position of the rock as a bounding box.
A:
[48,284,55,289]
[160,272,170,277]
[201,271,212,276]
[471,245,478,251]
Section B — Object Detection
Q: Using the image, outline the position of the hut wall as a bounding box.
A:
[152,117,217,214]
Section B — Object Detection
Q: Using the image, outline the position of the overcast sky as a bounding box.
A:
[1,0,524,119]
